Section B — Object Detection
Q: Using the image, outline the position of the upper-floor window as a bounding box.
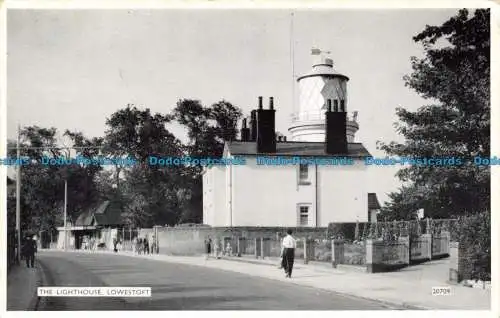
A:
[299,164,310,184]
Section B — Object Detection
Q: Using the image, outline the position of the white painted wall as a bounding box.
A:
[317,160,368,225]
[231,157,299,227]
[289,125,328,142]
[202,155,368,227]
[203,166,227,226]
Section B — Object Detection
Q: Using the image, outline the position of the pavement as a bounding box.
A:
[6,259,43,311]
[8,249,491,311]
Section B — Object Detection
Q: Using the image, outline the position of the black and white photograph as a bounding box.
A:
[2,3,493,314]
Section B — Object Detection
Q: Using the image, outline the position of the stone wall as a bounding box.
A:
[153,226,328,256]
[449,241,475,282]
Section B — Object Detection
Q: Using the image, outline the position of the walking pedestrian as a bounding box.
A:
[225,241,232,257]
[113,237,118,253]
[137,238,143,254]
[204,237,212,260]
[23,236,37,268]
[143,236,150,254]
[213,238,221,259]
[132,236,137,254]
[281,229,297,278]
[151,235,157,254]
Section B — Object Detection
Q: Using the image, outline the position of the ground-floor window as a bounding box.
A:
[297,204,311,227]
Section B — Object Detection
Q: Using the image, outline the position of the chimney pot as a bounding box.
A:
[334,99,339,112]
[242,118,247,128]
[258,96,263,109]
[283,136,287,142]
[327,99,332,112]
[269,97,274,110]
[340,100,346,112]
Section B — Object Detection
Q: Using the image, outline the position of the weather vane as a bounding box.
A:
[311,48,331,56]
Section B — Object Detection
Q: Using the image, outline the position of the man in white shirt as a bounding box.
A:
[281,229,297,278]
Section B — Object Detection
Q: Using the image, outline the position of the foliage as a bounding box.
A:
[170,99,242,223]
[102,104,185,227]
[6,127,103,234]
[457,212,490,281]
[92,100,242,227]
[327,223,357,240]
[378,9,490,219]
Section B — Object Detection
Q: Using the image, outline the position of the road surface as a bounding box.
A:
[36,251,399,310]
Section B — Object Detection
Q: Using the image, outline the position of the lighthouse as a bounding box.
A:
[202,49,379,228]
[289,53,359,142]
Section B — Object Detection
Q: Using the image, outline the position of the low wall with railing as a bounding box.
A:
[410,234,432,264]
[150,226,327,256]
[432,232,450,259]
[365,238,410,273]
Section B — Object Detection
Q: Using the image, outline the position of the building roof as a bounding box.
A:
[226,141,372,158]
[74,209,96,227]
[75,200,125,227]
[368,193,381,210]
[297,64,349,82]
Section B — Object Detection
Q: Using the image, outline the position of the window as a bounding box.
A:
[299,164,310,184]
[298,205,309,227]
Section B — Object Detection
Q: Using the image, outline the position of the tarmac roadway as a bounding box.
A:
[36,251,398,310]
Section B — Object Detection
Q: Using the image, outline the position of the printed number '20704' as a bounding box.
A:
[432,287,451,296]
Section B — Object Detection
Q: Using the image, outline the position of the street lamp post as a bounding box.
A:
[64,179,68,250]
[16,124,21,264]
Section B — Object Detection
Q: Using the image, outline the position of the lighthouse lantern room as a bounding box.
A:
[289,54,359,143]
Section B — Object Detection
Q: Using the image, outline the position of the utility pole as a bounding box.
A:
[64,179,68,250]
[16,124,21,264]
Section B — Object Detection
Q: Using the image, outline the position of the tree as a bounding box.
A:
[171,99,243,223]
[103,104,186,227]
[379,9,490,219]
[6,127,103,234]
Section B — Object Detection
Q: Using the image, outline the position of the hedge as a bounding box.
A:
[457,212,490,282]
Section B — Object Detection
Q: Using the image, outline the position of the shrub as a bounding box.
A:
[315,251,332,262]
[327,223,357,241]
[457,212,490,282]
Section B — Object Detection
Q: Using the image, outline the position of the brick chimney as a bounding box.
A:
[325,99,348,155]
[240,118,250,142]
[250,109,257,142]
[256,96,276,153]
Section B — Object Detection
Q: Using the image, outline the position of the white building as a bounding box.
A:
[203,55,380,227]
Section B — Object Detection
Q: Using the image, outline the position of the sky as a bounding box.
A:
[6,8,460,205]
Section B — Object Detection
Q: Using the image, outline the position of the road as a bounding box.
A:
[36,251,398,310]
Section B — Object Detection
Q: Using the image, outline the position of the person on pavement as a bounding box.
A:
[204,237,212,260]
[113,237,118,253]
[151,235,157,254]
[282,229,297,278]
[136,237,143,254]
[23,236,37,268]
[143,236,150,254]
